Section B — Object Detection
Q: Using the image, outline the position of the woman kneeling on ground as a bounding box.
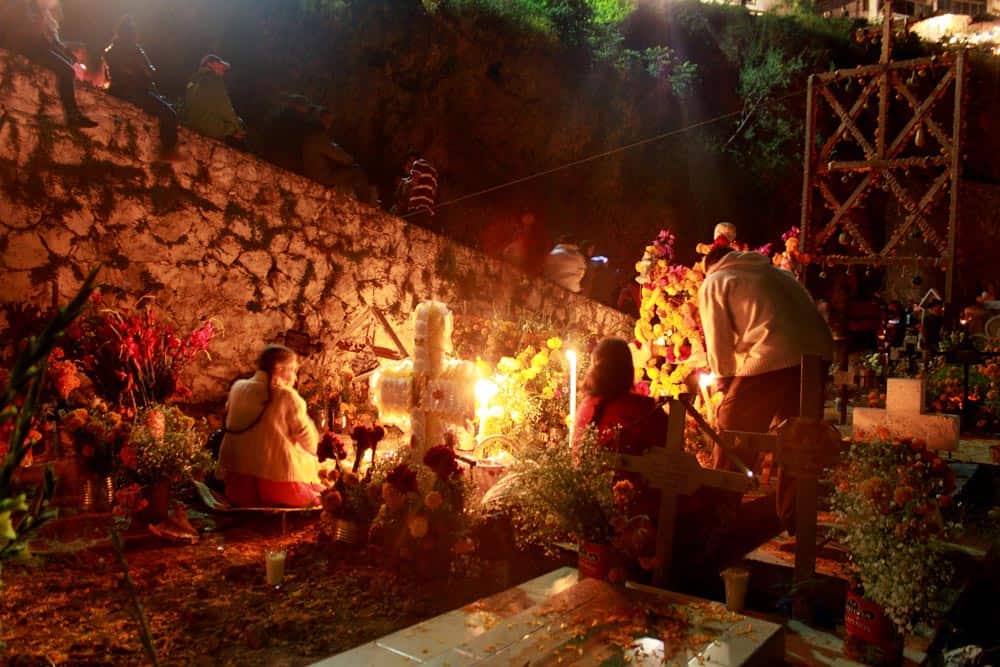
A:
[218,344,321,507]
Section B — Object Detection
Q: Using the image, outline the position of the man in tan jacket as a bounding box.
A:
[698,245,833,532]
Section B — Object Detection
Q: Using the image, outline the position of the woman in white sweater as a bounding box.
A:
[218,345,321,507]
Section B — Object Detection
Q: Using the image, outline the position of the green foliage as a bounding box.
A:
[427,0,639,53]
[124,405,212,485]
[666,0,857,180]
[610,45,699,97]
[484,426,616,549]
[1,267,99,565]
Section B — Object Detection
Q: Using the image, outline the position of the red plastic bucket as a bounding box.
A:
[578,541,612,580]
[844,588,903,666]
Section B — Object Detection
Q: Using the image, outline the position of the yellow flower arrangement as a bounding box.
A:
[478,342,574,448]
[633,241,706,399]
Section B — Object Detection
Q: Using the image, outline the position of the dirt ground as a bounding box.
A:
[1,512,542,666]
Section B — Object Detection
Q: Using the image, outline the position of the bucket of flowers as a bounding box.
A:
[364,439,474,577]
[830,431,959,666]
[483,426,617,579]
[318,431,378,548]
[120,404,212,522]
[59,402,129,510]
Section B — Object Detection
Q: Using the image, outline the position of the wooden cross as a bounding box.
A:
[619,355,838,619]
[718,356,839,619]
[617,399,754,588]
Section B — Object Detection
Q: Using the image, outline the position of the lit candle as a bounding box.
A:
[698,371,716,425]
[265,550,286,586]
[566,349,578,444]
[474,378,499,439]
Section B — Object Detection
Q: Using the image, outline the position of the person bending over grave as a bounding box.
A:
[573,337,669,518]
[698,245,833,534]
[218,344,322,507]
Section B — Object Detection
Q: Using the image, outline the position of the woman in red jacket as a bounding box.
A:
[573,337,667,455]
[573,338,668,522]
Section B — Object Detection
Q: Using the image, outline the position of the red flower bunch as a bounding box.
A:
[350,424,385,473]
[385,464,418,495]
[64,296,215,408]
[112,483,149,520]
[781,225,802,243]
[652,229,676,262]
[317,431,348,463]
[423,444,462,480]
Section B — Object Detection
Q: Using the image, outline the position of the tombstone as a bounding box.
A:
[852,377,959,450]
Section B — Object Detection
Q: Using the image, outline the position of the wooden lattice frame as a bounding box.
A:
[800,5,966,301]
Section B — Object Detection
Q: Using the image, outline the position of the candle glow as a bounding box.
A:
[474,378,499,438]
[698,371,716,389]
[566,349,578,444]
[698,371,716,425]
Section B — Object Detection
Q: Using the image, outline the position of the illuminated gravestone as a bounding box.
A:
[370,301,477,462]
[852,377,959,450]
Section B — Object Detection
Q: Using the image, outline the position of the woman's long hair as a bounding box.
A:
[254,343,297,407]
[582,337,634,400]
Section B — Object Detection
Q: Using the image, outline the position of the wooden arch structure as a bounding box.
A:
[800,3,967,301]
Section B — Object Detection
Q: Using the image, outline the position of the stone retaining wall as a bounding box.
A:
[0,50,633,399]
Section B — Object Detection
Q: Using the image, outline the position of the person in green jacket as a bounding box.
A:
[180,54,245,145]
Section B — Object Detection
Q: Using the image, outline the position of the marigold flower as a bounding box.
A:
[424,491,444,510]
[408,515,429,539]
[453,536,475,555]
[893,485,914,506]
[0,510,18,540]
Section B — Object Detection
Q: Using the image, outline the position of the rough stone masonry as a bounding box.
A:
[0,50,632,400]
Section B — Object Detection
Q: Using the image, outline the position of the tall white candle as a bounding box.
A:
[567,349,577,444]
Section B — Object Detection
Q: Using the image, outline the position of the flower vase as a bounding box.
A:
[309,403,328,432]
[862,369,877,391]
[80,475,114,512]
[844,588,904,667]
[333,519,362,546]
[146,480,171,523]
[577,541,612,580]
[80,477,97,512]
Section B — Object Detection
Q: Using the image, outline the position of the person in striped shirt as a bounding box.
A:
[394,149,439,217]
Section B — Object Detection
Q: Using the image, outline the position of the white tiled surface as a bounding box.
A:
[310,567,578,666]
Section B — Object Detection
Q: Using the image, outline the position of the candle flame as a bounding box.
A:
[475,378,499,406]
[699,371,716,389]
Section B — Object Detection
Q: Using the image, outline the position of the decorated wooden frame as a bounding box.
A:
[800,4,967,301]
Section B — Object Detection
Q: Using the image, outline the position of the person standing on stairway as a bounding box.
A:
[180,53,246,147]
[543,236,588,294]
[392,149,439,227]
[2,0,97,127]
[104,15,179,159]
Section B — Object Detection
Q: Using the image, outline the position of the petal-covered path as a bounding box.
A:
[2,517,527,666]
